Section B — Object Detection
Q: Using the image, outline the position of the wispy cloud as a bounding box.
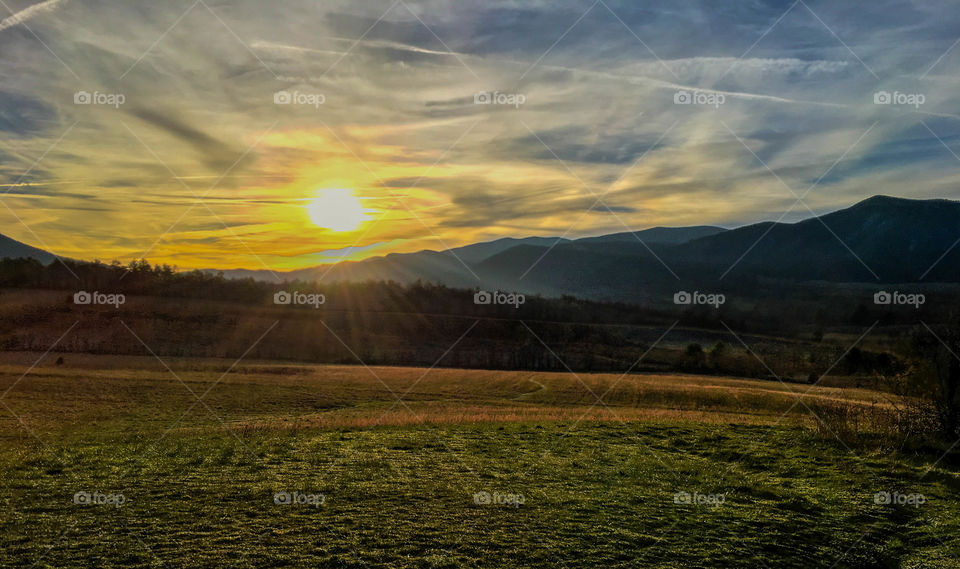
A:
[0,0,66,33]
[1,0,959,269]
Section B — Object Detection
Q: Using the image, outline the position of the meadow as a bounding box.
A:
[0,354,957,567]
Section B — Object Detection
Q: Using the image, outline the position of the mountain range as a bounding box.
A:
[4,196,960,302]
[0,232,56,264]
[292,195,960,301]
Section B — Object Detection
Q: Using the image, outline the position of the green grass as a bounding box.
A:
[0,358,957,567]
[1,422,958,568]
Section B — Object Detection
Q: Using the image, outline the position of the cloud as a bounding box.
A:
[0,0,66,33]
[127,108,253,173]
[1,0,960,269]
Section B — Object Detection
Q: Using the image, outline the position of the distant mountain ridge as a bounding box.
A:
[4,196,960,302]
[288,226,728,290]
[0,233,56,264]
[669,195,960,282]
[574,226,725,245]
[307,196,960,301]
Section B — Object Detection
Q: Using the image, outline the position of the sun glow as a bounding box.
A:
[306,188,369,232]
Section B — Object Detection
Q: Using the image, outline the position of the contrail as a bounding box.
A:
[0,0,67,33]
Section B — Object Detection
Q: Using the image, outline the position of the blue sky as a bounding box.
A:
[0,0,958,269]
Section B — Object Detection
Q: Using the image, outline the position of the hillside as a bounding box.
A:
[6,196,960,302]
[0,232,56,264]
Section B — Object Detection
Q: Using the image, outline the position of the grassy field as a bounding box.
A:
[0,354,958,567]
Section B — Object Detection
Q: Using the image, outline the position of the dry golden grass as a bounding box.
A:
[0,352,906,441]
[222,404,784,434]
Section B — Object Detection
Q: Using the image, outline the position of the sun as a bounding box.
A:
[306,188,368,232]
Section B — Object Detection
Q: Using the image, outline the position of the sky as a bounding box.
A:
[1,0,959,270]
